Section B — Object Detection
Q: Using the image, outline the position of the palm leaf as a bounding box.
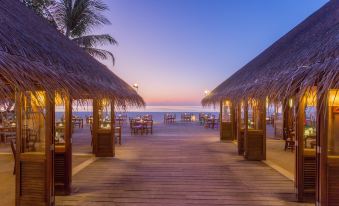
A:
[72,34,118,48]
[83,47,116,65]
[54,0,111,37]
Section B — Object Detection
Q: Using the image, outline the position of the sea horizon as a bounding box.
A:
[67,105,219,113]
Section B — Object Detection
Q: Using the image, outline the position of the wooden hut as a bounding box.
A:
[202,0,338,204]
[0,0,144,205]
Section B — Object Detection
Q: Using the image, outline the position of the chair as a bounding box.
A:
[4,129,16,144]
[213,119,219,129]
[284,130,295,152]
[130,120,143,135]
[144,120,153,134]
[90,125,93,146]
[115,127,122,145]
[10,140,16,175]
[73,119,81,128]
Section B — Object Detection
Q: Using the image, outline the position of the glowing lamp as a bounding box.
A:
[289,98,293,108]
[329,90,339,106]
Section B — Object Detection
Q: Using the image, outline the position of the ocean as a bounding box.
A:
[57,105,219,123]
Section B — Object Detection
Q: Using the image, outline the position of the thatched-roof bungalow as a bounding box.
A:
[202,0,338,204]
[0,0,144,205]
[0,0,144,106]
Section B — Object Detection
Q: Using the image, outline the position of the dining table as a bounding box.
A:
[0,123,16,143]
[72,117,83,128]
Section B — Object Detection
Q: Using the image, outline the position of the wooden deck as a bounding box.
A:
[56,123,312,206]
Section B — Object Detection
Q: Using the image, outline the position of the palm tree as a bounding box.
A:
[21,0,57,25]
[53,0,118,64]
[23,0,117,64]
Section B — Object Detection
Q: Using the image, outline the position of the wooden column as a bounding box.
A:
[295,94,316,202]
[317,90,339,205]
[237,103,244,155]
[219,101,222,140]
[231,105,237,141]
[55,95,72,195]
[15,91,55,206]
[316,91,327,206]
[92,99,98,154]
[111,99,115,157]
[261,99,267,160]
[220,101,233,141]
[92,99,114,157]
[296,95,306,202]
[244,99,266,161]
[283,99,289,140]
[243,99,249,157]
[274,103,278,137]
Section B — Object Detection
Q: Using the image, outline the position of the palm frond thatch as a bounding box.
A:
[0,0,144,107]
[202,0,339,108]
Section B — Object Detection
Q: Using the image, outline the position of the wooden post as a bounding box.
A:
[220,100,233,141]
[15,91,21,206]
[92,99,99,155]
[55,95,72,195]
[296,95,306,201]
[220,101,223,140]
[15,91,55,206]
[317,90,339,205]
[296,93,316,202]
[316,90,327,206]
[244,98,266,161]
[261,99,267,160]
[283,99,289,140]
[111,99,115,157]
[92,99,114,157]
[237,103,244,155]
[274,103,278,137]
[231,104,236,141]
[243,99,249,157]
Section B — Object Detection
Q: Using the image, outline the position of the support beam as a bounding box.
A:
[92,99,114,157]
[55,95,72,195]
[296,93,316,202]
[15,91,55,206]
[244,99,266,161]
[237,103,244,155]
[220,100,234,141]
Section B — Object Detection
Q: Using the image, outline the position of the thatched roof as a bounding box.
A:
[0,0,144,107]
[202,0,338,106]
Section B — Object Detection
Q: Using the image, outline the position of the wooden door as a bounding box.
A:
[15,91,55,206]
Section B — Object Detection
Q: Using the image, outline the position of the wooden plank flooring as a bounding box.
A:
[56,123,312,206]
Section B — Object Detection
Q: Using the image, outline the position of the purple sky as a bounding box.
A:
[96,0,328,106]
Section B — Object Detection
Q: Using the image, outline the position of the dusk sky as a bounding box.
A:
[97,0,328,106]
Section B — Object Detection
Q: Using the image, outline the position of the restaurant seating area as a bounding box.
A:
[199,113,219,129]
[181,113,194,122]
[116,113,128,126]
[0,111,16,144]
[129,115,153,135]
[164,113,176,123]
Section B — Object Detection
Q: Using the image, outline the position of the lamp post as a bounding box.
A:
[204,90,210,97]
[133,83,139,92]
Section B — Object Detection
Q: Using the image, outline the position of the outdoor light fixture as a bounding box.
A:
[133,83,139,91]
[289,98,293,108]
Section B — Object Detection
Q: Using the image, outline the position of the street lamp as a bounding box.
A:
[204,90,210,97]
[133,83,139,92]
